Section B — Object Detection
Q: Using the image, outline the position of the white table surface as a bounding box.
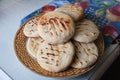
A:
[0,0,120,80]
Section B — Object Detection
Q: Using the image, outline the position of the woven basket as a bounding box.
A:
[14,14,104,78]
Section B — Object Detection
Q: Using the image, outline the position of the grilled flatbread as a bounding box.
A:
[26,37,44,59]
[73,19,99,43]
[37,41,75,72]
[37,11,75,44]
[55,4,84,21]
[72,41,98,68]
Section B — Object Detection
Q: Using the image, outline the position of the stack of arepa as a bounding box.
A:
[23,4,99,72]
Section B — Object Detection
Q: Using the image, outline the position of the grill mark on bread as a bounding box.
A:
[85,61,88,63]
[85,33,89,36]
[55,17,65,34]
[54,17,59,25]
[51,58,54,61]
[56,60,59,66]
[59,18,68,32]
[49,18,55,30]
[79,43,89,56]
[28,22,31,24]
[47,53,55,56]
[50,45,54,51]
[50,32,53,35]
[32,20,37,25]
[45,62,52,65]
[40,16,71,37]
[60,22,67,30]
[92,47,95,49]
[40,17,46,25]
[34,21,38,25]
[80,61,83,65]
[41,50,43,54]
[55,31,58,36]
[93,32,97,35]
[61,19,69,30]
[55,50,65,54]
[48,43,58,51]
[65,20,70,24]
[51,48,54,51]
[63,51,66,53]
[41,57,48,59]
[41,22,46,25]
[91,53,98,58]
[61,45,68,48]
[87,49,91,51]
[55,50,60,53]
[48,43,52,45]
[49,18,55,27]
[60,29,63,32]
[30,30,34,32]
[56,63,59,66]
[41,39,44,43]
[49,18,59,36]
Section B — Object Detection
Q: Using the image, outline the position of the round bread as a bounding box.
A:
[73,19,99,43]
[72,41,98,69]
[36,41,75,72]
[55,4,84,21]
[26,37,44,59]
[37,11,75,44]
[23,17,40,37]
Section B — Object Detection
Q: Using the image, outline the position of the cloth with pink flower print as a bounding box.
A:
[21,0,120,48]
